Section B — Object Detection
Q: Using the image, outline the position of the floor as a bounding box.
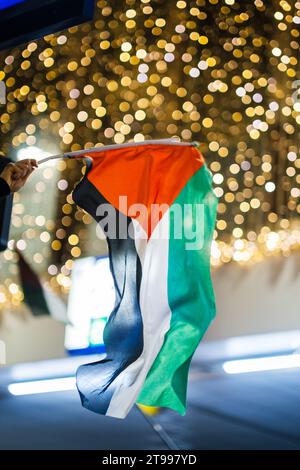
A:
[0,364,300,450]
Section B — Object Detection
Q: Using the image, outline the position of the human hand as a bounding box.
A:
[0,159,38,192]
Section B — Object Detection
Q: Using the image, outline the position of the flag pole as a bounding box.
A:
[38,153,66,165]
[37,139,199,165]
[38,152,90,165]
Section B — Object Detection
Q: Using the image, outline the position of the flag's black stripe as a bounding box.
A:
[72,174,143,415]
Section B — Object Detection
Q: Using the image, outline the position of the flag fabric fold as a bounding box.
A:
[71,140,218,418]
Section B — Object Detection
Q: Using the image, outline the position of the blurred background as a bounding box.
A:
[0,0,299,450]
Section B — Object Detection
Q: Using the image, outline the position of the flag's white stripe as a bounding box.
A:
[106,212,172,418]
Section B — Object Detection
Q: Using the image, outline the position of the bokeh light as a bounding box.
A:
[0,0,300,309]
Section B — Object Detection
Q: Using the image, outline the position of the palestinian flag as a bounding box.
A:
[71,139,218,419]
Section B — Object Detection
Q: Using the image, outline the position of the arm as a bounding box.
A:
[0,158,37,251]
[0,159,37,195]
[0,176,11,199]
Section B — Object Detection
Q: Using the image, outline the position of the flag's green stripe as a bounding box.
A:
[138,164,218,414]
